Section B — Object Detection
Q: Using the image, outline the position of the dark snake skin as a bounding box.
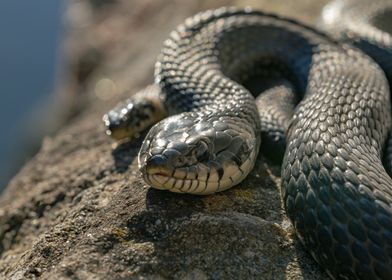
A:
[104,2,392,279]
[284,2,392,279]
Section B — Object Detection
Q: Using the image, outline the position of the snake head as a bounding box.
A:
[138,112,258,195]
[102,85,166,140]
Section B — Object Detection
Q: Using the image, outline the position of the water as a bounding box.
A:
[0,0,65,189]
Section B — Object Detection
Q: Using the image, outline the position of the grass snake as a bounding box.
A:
[103,0,392,279]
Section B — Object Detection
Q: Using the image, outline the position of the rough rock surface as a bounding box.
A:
[0,0,330,279]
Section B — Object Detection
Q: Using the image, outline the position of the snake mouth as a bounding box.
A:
[145,173,215,194]
[144,165,173,177]
[143,160,251,195]
[141,161,221,194]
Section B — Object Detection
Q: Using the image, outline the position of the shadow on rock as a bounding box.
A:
[111,136,145,173]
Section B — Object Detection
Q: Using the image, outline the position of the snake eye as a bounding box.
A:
[193,141,210,162]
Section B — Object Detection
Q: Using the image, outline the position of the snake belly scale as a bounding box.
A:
[103,3,392,279]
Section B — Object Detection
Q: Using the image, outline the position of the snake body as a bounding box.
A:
[103,1,392,279]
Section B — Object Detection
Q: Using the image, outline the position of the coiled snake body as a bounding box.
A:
[103,0,392,279]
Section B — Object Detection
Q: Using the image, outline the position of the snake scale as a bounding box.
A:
[103,0,392,279]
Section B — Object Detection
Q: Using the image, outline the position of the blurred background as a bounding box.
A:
[0,1,65,189]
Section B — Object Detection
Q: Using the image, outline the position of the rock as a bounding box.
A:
[0,0,329,279]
